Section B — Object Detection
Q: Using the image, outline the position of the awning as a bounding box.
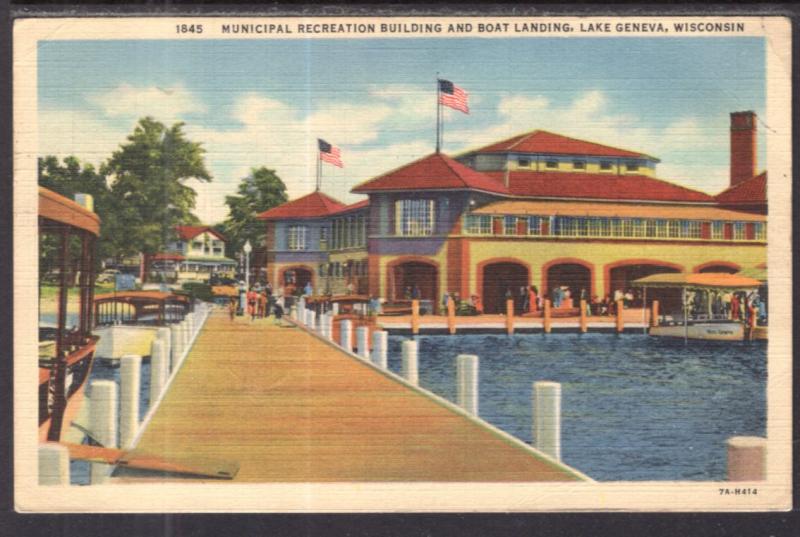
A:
[471,199,766,222]
[632,272,762,290]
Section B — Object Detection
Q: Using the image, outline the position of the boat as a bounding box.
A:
[632,272,764,342]
[38,187,101,442]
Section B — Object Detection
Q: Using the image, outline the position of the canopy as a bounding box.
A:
[632,272,762,290]
[736,267,767,283]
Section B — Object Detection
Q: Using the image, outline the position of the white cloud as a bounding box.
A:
[38,108,130,168]
[88,83,206,122]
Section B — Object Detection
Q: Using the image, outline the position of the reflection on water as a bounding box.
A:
[387,333,766,481]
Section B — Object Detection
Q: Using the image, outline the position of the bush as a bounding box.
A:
[181,282,214,302]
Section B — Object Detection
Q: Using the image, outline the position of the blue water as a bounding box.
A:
[386,333,766,481]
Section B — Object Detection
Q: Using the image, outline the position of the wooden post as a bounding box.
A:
[401,340,419,386]
[456,354,479,415]
[727,436,767,481]
[533,381,562,461]
[651,300,660,328]
[411,299,420,335]
[39,443,70,485]
[505,298,514,335]
[447,297,456,335]
[579,299,588,333]
[119,354,141,449]
[170,324,182,371]
[356,326,370,359]
[157,327,171,372]
[371,330,388,369]
[89,380,118,484]
[615,300,624,333]
[543,299,552,334]
[149,339,167,402]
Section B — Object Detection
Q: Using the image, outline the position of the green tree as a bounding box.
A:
[221,167,288,256]
[101,117,212,274]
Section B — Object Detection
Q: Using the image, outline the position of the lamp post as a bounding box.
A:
[243,240,252,289]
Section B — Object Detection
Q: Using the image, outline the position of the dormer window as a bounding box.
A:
[517,158,530,167]
[626,162,640,172]
[573,160,586,170]
[545,160,558,169]
[600,161,613,171]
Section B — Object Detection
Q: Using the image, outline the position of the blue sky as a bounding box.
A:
[38,37,766,224]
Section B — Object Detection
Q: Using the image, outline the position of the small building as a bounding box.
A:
[157,225,237,282]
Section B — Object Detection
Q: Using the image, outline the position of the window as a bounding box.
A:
[319,264,326,277]
[684,221,701,239]
[192,241,203,250]
[733,222,746,241]
[626,161,640,172]
[213,247,223,255]
[319,227,329,250]
[631,218,645,237]
[754,222,766,241]
[610,218,623,237]
[518,158,530,167]
[600,161,613,171]
[527,216,542,236]
[645,220,657,238]
[287,225,307,251]
[545,160,559,169]
[557,217,578,236]
[655,219,668,238]
[711,221,724,240]
[573,160,586,170]
[668,220,681,238]
[504,216,517,235]
[621,218,634,237]
[397,199,435,236]
[465,214,491,235]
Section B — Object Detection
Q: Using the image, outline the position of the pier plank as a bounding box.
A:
[121,311,583,482]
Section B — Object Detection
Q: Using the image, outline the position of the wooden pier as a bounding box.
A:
[116,310,586,482]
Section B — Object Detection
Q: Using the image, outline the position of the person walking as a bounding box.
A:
[528,285,538,314]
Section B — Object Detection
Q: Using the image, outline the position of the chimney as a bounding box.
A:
[730,111,757,187]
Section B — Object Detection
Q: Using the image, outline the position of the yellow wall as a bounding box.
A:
[508,160,656,177]
[467,239,765,296]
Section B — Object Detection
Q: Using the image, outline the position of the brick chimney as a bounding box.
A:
[730,111,757,187]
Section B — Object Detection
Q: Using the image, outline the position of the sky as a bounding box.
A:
[38,37,766,225]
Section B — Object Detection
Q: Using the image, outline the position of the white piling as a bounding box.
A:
[170,324,182,371]
[320,313,329,338]
[456,354,479,415]
[308,310,317,330]
[340,319,353,352]
[371,330,388,369]
[89,380,118,484]
[332,302,339,315]
[38,443,70,485]
[356,326,370,359]
[157,327,171,372]
[401,340,418,386]
[119,354,141,449]
[325,314,334,341]
[533,381,562,461]
[727,436,767,481]
[149,339,167,402]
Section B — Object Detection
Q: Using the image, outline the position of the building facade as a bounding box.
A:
[155,225,237,281]
[261,112,767,311]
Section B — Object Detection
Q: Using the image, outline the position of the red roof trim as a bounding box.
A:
[176,225,226,242]
[330,198,370,216]
[256,190,348,220]
[715,172,767,204]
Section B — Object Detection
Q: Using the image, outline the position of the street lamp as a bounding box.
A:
[243,240,252,288]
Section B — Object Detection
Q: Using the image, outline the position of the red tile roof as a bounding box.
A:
[176,225,226,242]
[715,172,767,205]
[256,190,348,220]
[483,171,714,203]
[330,198,370,215]
[465,130,657,160]
[351,153,510,195]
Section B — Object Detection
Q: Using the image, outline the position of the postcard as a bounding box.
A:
[14,14,791,512]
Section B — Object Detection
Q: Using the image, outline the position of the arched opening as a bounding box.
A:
[482,262,529,314]
[545,263,591,308]
[696,263,739,274]
[282,266,313,292]
[392,261,438,313]
[608,262,681,309]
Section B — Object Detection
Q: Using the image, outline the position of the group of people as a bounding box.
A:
[228,281,286,324]
[687,289,767,325]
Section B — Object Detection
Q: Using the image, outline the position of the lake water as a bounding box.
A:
[386,333,766,481]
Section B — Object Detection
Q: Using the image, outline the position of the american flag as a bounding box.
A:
[318,139,343,168]
[438,79,469,114]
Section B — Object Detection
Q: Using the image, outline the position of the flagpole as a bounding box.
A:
[435,75,441,154]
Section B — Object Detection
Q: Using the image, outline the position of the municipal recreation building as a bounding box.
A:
[257,111,766,314]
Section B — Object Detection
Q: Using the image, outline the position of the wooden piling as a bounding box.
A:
[89,380,118,484]
[543,299,552,334]
[456,354,479,416]
[615,300,624,333]
[119,354,142,449]
[651,300,659,328]
[356,326,370,359]
[149,339,167,402]
[579,299,588,333]
[401,340,419,386]
[371,330,388,369]
[411,299,420,335]
[339,319,353,352]
[533,381,562,461]
[505,299,514,335]
[727,436,767,481]
[447,297,456,335]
